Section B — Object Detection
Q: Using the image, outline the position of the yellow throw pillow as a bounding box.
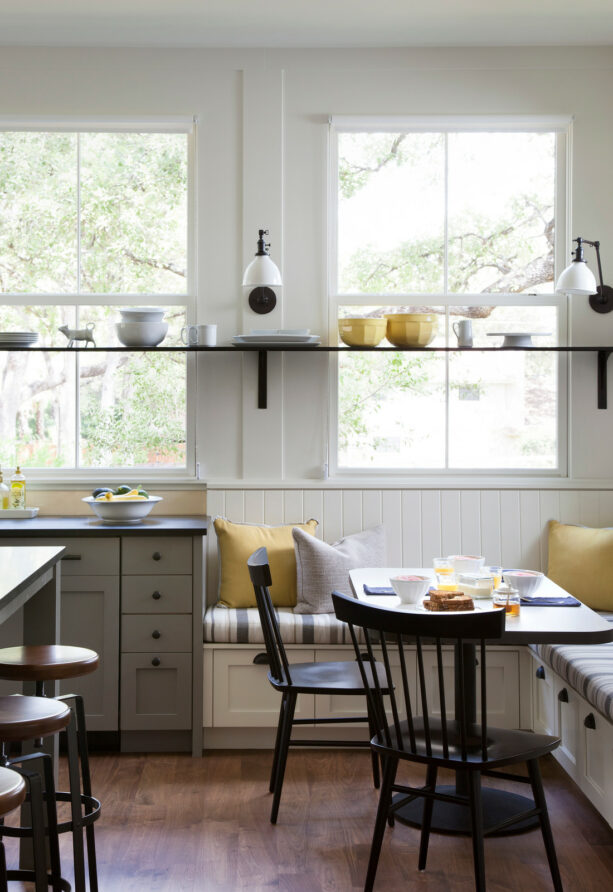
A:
[214,517,319,608]
[547,519,613,611]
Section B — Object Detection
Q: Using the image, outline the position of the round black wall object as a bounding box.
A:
[249,286,277,314]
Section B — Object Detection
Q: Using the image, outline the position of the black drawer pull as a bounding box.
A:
[536,666,546,680]
[63,554,82,561]
[558,688,569,703]
[152,630,161,640]
[584,712,597,730]
[152,552,162,561]
[253,653,269,665]
[152,591,162,600]
[151,657,161,667]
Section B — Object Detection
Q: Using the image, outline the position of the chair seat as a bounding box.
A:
[269,659,389,694]
[0,766,26,818]
[0,645,99,682]
[0,695,71,742]
[372,717,560,770]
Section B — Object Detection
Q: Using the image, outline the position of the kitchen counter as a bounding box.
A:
[0,515,209,537]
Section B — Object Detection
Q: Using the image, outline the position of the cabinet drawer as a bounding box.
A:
[122,576,192,614]
[122,537,192,575]
[121,652,192,730]
[121,614,191,653]
[5,537,120,576]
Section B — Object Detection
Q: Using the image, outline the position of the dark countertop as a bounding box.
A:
[0,545,65,607]
[0,515,209,537]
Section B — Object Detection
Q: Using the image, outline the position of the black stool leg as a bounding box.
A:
[468,771,486,892]
[418,764,438,871]
[27,770,49,892]
[73,694,98,892]
[41,752,64,892]
[270,692,296,825]
[0,840,8,892]
[365,754,398,892]
[66,708,87,891]
[269,694,287,794]
[366,700,380,789]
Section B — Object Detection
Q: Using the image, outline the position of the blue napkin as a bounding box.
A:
[520,595,581,607]
[363,585,395,596]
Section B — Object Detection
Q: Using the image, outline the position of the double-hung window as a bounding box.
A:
[329,116,569,475]
[0,117,194,475]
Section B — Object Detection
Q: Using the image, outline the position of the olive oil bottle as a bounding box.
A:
[9,466,26,509]
[0,469,8,510]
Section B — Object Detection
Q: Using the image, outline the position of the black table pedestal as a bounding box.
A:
[393,786,539,835]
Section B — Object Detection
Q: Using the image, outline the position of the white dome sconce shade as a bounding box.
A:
[243,229,282,314]
[556,237,613,313]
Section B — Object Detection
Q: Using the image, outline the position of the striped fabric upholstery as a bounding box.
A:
[203,604,362,645]
[529,612,613,722]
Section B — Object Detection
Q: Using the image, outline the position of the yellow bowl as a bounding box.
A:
[338,317,387,347]
[385,313,438,347]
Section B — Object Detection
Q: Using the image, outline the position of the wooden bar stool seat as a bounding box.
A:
[0,645,99,683]
[0,695,71,892]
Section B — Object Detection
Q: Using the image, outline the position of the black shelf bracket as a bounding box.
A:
[258,350,267,409]
[597,350,612,409]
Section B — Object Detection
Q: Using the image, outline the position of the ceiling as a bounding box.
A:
[0,0,612,49]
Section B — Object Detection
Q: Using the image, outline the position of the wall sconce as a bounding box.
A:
[242,229,282,314]
[556,237,613,313]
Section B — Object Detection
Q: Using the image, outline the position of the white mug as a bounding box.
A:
[181,324,217,347]
[452,319,473,348]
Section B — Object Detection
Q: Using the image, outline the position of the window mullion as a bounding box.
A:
[444,132,450,470]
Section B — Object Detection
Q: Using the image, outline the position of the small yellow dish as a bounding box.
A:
[338,317,387,347]
[385,313,438,347]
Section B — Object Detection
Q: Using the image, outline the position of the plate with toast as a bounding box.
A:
[410,588,502,614]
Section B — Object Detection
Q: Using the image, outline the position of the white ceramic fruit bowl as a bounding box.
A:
[116,321,168,347]
[390,574,432,604]
[82,495,163,524]
[120,307,166,322]
[502,570,544,597]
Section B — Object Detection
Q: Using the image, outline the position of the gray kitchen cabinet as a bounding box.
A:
[120,536,194,739]
[0,517,208,755]
[120,652,192,731]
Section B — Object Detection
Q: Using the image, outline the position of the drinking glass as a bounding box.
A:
[433,558,457,591]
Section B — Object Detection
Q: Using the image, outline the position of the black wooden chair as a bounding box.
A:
[247,547,389,824]
[331,591,563,892]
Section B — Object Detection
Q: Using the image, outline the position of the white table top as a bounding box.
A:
[348,568,613,645]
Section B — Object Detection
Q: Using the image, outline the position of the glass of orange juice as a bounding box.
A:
[490,566,503,589]
[433,558,457,591]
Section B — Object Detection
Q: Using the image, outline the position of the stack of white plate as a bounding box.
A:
[0,331,39,347]
[232,329,320,346]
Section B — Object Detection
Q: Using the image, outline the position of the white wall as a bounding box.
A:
[3,46,613,487]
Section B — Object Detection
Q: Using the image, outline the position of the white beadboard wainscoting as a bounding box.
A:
[204,488,613,603]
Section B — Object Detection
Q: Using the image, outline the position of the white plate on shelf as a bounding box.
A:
[487,332,551,347]
[232,334,320,345]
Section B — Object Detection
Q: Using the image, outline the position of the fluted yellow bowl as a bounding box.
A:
[385,313,438,347]
[338,317,387,347]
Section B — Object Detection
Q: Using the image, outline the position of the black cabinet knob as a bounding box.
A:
[152,630,161,640]
[558,687,569,703]
[152,591,162,600]
[584,712,596,729]
[151,657,161,667]
[152,552,162,561]
[536,666,546,680]
[253,653,270,665]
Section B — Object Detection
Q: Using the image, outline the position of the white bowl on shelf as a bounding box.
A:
[119,307,166,322]
[116,321,168,347]
[390,574,431,604]
[502,569,544,597]
[82,495,163,524]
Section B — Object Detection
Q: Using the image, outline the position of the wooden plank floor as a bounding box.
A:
[8,749,613,891]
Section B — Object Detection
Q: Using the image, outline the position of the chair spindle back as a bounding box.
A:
[248,547,292,686]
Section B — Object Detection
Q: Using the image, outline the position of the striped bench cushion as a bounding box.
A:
[203,604,360,645]
[529,611,613,722]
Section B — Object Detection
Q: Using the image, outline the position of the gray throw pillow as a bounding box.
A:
[293,525,387,614]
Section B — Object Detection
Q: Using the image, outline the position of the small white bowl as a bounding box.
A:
[390,574,431,604]
[502,570,544,597]
[448,555,485,575]
[82,495,163,524]
[116,321,168,347]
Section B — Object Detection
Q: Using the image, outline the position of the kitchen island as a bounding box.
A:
[0,516,208,756]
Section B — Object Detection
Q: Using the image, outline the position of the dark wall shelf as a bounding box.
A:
[2,344,612,409]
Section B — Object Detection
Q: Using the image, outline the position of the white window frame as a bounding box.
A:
[327,115,571,481]
[0,116,197,482]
